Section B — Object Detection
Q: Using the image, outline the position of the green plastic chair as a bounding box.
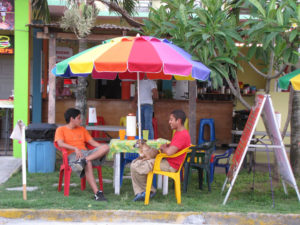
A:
[183,141,216,193]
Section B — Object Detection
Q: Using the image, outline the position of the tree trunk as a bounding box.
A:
[290,91,300,177]
[98,0,144,28]
[75,38,87,126]
[282,88,294,139]
[188,81,197,145]
[224,76,251,110]
[48,34,56,123]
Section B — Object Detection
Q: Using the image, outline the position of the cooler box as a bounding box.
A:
[27,141,56,173]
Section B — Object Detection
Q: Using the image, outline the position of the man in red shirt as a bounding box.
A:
[131,109,191,201]
[55,108,109,201]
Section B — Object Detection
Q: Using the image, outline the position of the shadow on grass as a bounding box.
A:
[0,162,300,213]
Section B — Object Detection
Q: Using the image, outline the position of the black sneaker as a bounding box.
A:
[94,190,107,201]
[70,158,87,178]
[73,158,87,171]
[79,169,86,178]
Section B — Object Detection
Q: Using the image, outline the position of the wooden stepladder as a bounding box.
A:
[222,94,300,205]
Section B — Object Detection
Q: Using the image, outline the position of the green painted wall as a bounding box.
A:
[13,0,30,157]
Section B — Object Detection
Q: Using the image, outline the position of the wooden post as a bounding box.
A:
[48,34,56,124]
[189,80,197,145]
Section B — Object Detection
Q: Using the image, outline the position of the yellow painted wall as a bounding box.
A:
[234,48,291,163]
[235,47,266,110]
[237,48,266,89]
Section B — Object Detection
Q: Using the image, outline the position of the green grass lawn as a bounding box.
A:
[0,161,300,213]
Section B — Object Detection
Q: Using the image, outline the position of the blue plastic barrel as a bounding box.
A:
[27,141,56,173]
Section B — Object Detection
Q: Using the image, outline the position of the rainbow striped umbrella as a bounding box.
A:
[53,36,211,138]
[279,69,300,91]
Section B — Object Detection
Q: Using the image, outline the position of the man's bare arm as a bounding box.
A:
[152,88,158,99]
[131,89,137,108]
[87,138,101,148]
[160,143,178,155]
[57,139,82,159]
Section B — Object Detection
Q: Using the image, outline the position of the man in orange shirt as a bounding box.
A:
[55,108,109,201]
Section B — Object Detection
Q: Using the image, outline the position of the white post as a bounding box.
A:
[137,72,142,139]
[114,153,121,195]
[20,121,27,200]
[157,175,162,189]
[162,176,169,195]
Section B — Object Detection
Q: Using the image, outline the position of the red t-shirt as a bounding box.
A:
[54,126,92,155]
[167,129,191,170]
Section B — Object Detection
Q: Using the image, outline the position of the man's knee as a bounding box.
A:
[85,160,92,170]
[130,161,136,171]
[130,159,139,172]
[102,144,109,154]
[96,144,109,154]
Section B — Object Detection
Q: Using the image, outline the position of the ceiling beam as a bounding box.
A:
[36,32,120,41]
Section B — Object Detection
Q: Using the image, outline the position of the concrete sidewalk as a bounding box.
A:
[0,156,21,184]
[0,209,300,224]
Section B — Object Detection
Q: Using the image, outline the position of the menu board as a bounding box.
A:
[222,94,300,205]
[0,0,14,30]
[0,35,14,54]
[227,94,265,182]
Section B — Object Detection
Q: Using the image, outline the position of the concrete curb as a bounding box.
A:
[0,209,300,224]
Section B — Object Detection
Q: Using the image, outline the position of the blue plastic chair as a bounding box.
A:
[120,136,139,186]
[197,118,216,183]
[198,118,216,145]
[120,152,139,186]
[210,148,234,182]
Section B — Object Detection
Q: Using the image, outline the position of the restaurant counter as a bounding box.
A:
[42,98,233,144]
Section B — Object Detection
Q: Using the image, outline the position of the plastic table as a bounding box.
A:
[109,138,170,195]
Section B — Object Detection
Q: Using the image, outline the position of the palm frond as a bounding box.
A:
[31,0,50,23]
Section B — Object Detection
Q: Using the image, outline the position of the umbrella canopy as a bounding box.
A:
[53,35,211,138]
[278,69,300,91]
[54,36,210,81]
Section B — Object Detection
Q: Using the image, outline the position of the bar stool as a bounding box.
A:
[198,118,215,144]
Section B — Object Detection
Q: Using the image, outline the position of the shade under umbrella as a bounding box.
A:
[53,35,211,138]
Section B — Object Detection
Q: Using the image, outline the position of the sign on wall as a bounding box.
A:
[0,0,14,30]
[56,47,73,63]
[0,35,14,54]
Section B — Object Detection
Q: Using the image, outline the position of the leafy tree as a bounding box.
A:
[32,0,141,124]
[60,1,99,39]
[241,0,299,93]
[59,0,99,125]
[241,0,299,175]
[31,0,142,27]
[31,0,50,23]
[143,0,251,108]
[144,0,300,174]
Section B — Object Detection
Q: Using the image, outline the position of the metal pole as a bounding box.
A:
[137,72,142,139]
[4,109,9,155]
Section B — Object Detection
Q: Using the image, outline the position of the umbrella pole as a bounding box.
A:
[137,72,142,139]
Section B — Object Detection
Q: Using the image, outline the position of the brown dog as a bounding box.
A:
[133,139,159,160]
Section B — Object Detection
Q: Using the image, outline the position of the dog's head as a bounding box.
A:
[133,139,147,148]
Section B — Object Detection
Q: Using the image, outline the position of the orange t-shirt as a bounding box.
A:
[54,126,92,155]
